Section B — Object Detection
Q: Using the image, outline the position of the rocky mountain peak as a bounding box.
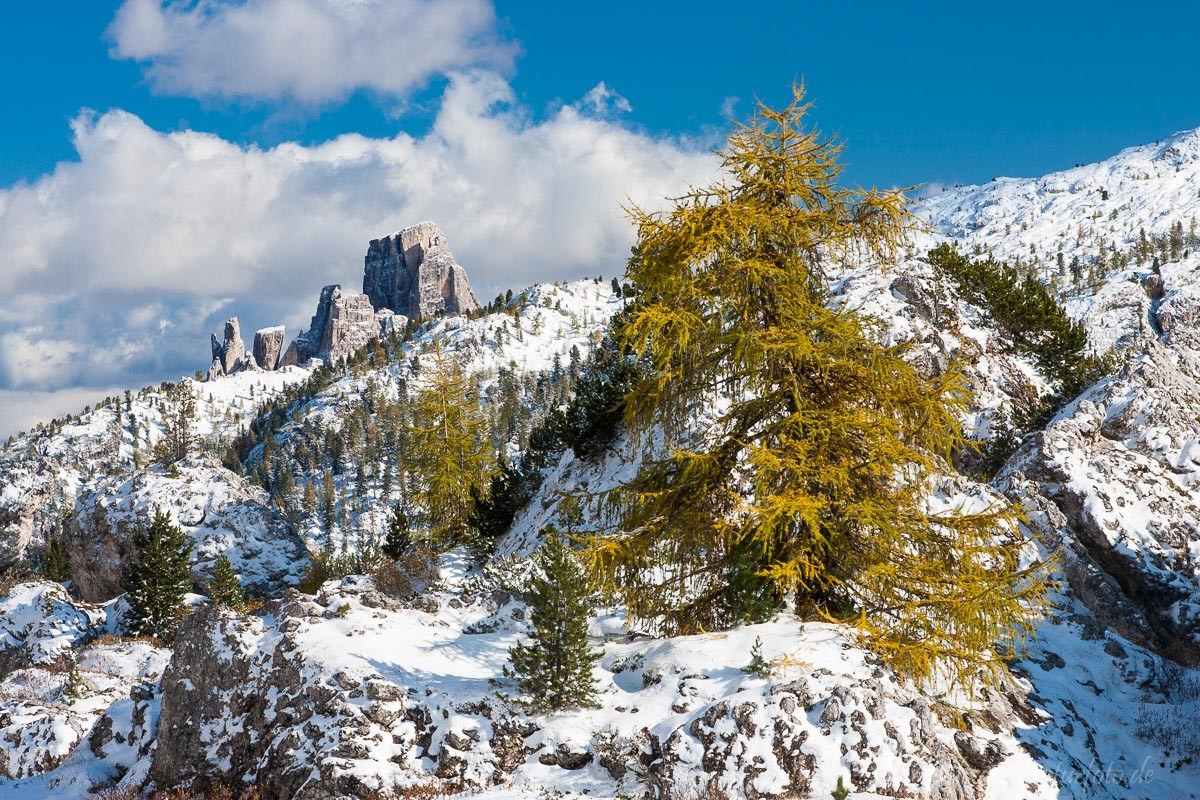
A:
[252,325,286,371]
[279,284,402,368]
[364,221,480,320]
[207,317,249,379]
[211,222,477,374]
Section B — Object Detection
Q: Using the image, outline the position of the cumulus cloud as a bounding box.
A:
[108,0,518,104]
[0,387,131,442]
[0,72,718,435]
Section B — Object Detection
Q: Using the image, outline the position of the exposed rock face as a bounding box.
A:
[151,591,435,800]
[320,290,377,364]
[208,317,250,378]
[0,483,51,571]
[280,285,397,367]
[375,308,406,339]
[253,326,286,370]
[1002,263,1200,660]
[280,284,336,366]
[62,455,309,602]
[363,221,480,320]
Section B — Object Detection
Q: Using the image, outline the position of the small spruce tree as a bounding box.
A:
[41,536,72,583]
[506,521,599,712]
[383,503,411,560]
[743,636,771,678]
[123,509,193,643]
[207,554,246,611]
[61,652,84,701]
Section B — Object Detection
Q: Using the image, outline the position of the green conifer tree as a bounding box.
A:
[321,471,337,545]
[743,636,771,678]
[123,509,193,643]
[506,519,599,712]
[159,382,196,463]
[41,535,72,583]
[383,503,411,560]
[207,554,246,611]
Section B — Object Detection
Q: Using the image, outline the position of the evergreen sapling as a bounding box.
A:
[743,635,771,678]
[207,554,246,611]
[506,521,600,712]
[41,536,71,583]
[122,508,193,643]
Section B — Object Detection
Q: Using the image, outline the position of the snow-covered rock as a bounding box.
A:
[0,582,108,676]
[62,455,309,602]
[0,581,167,783]
[142,568,1039,800]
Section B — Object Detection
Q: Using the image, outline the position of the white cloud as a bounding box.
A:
[0,331,83,388]
[108,0,519,105]
[0,72,719,435]
[579,83,633,118]
[0,387,131,441]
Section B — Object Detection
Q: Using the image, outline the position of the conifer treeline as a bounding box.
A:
[928,244,1118,476]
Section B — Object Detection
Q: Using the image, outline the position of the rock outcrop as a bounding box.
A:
[364,221,480,320]
[208,318,250,379]
[253,326,286,370]
[62,455,309,602]
[1001,261,1200,660]
[0,580,169,782]
[0,482,52,571]
[144,579,1047,800]
[210,223,473,373]
[280,285,403,367]
[0,581,103,677]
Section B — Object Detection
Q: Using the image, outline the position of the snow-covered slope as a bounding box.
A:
[64,455,309,602]
[0,366,312,570]
[922,126,1200,276]
[249,279,623,554]
[7,126,1200,799]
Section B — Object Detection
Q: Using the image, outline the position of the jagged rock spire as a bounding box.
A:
[208,318,250,379]
[211,222,478,375]
[363,221,480,320]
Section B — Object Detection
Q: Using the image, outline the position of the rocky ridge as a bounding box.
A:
[229,222,478,372]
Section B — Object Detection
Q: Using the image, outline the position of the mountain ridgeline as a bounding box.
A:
[208,221,481,379]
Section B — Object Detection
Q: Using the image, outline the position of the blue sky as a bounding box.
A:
[1,0,1198,435]
[6,2,1200,189]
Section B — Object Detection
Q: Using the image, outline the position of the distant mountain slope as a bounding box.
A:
[921,126,1200,273]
